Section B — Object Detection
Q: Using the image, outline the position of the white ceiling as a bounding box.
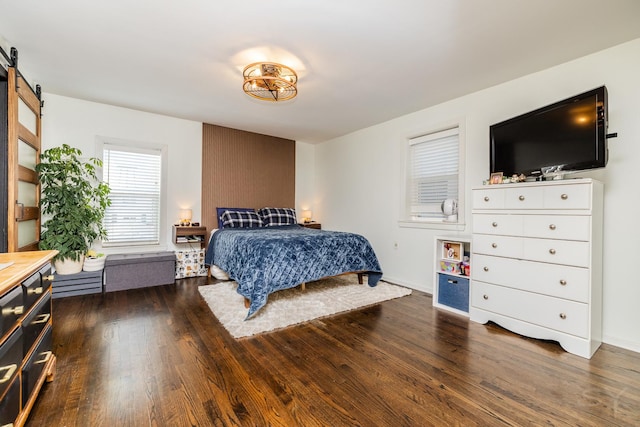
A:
[1,0,640,143]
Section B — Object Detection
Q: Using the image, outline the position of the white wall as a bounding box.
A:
[295,141,316,221]
[41,93,203,253]
[314,38,640,353]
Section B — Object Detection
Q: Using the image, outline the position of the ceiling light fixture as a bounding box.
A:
[242,62,297,102]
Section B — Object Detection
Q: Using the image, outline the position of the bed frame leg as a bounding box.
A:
[244,298,250,308]
[357,273,364,284]
[301,282,306,291]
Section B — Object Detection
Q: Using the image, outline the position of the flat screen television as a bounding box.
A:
[490,86,608,178]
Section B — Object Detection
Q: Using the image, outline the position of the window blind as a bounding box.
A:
[408,127,459,220]
[103,144,162,246]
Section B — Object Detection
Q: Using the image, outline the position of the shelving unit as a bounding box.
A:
[433,235,472,316]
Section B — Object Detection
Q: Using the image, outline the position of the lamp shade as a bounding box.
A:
[179,209,192,221]
[302,210,312,222]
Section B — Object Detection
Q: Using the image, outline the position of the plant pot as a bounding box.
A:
[83,256,106,272]
[54,255,85,275]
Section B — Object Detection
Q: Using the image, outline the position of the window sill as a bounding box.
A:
[398,220,466,231]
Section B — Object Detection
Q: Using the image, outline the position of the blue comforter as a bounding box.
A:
[205,225,383,318]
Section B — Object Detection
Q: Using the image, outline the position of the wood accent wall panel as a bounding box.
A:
[202,124,295,232]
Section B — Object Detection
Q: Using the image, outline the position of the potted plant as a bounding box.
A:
[36,144,111,274]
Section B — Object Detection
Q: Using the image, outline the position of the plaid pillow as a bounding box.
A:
[216,207,254,228]
[220,210,263,228]
[257,207,297,227]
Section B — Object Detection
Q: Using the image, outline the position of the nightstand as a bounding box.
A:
[300,222,321,229]
[173,225,207,245]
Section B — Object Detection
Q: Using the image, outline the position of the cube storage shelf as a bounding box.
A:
[433,235,472,316]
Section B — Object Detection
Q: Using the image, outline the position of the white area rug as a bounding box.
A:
[198,275,412,338]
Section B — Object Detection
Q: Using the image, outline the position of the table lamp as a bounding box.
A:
[179,209,192,226]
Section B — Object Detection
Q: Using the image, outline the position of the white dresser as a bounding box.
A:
[470,178,603,358]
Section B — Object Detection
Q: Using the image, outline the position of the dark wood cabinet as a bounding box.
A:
[0,250,57,427]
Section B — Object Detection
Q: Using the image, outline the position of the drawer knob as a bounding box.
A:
[549,248,556,255]
[483,294,489,300]
[28,286,44,295]
[484,196,490,202]
[483,266,489,272]
[549,224,556,230]
[559,313,567,320]
[2,305,24,316]
[561,193,568,200]
[560,279,567,286]
[492,222,498,227]
[518,195,525,201]
[491,243,498,248]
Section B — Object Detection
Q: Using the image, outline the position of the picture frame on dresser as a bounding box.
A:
[490,172,503,184]
[441,241,463,262]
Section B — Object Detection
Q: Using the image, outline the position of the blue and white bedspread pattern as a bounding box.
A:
[205,225,383,318]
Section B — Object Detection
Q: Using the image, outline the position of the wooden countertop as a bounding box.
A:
[0,250,58,295]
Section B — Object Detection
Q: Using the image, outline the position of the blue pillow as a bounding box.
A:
[257,207,297,227]
[216,207,255,229]
[220,210,264,228]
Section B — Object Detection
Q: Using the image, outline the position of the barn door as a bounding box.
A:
[7,66,42,252]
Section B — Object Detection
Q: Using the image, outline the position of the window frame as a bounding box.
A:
[399,120,466,230]
[96,136,168,249]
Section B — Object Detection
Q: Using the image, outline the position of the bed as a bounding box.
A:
[204,211,383,318]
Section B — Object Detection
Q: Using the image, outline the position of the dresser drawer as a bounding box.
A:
[505,186,544,209]
[473,188,505,209]
[0,328,23,399]
[473,214,523,236]
[472,254,589,303]
[0,374,20,427]
[38,262,54,297]
[39,263,54,287]
[543,183,591,209]
[0,287,24,340]
[22,325,52,405]
[22,264,52,311]
[523,238,590,267]
[471,281,589,338]
[523,215,590,241]
[22,293,52,357]
[473,234,522,258]
[437,274,469,313]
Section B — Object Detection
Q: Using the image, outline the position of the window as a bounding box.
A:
[403,125,463,225]
[102,142,163,246]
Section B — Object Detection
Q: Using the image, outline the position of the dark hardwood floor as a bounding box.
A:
[26,277,640,426]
